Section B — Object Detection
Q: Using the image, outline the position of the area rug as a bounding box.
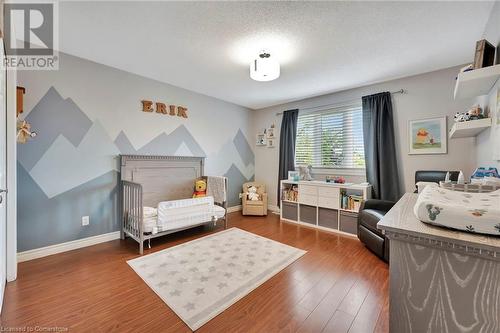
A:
[127,227,306,331]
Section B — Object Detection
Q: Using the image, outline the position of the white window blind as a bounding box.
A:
[295,104,365,169]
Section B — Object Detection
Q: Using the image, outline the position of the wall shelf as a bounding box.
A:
[449,118,492,139]
[454,64,500,100]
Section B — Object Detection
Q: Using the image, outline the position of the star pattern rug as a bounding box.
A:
[127,227,306,330]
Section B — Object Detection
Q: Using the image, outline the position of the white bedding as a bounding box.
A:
[414,184,500,235]
[140,196,225,234]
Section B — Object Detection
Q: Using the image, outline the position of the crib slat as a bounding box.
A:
[121,180,145,240]
[135,186,139,238]
[124,184,127,233]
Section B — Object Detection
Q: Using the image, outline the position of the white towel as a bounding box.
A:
[207,176,227,204]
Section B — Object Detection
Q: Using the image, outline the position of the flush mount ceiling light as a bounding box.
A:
[250,51,280,82]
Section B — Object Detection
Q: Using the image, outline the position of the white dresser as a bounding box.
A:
[280,180,371,236]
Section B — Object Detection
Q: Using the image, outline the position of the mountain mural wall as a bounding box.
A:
[17,81,254,251]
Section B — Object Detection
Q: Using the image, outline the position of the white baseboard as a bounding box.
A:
[227,205,242,213]
[17,231,121,263]
[268,205,280,213]
[227,205,279,214]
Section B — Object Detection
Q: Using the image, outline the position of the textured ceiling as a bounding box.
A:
[59,1,494,109]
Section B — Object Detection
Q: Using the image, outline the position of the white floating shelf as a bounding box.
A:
[449,118,492,139]
[454,64,500,99]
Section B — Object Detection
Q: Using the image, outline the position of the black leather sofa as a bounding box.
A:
[357,199,394,262]
[357,170,460,262]
[414,170,459,191]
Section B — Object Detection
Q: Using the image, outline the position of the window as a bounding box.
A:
[295,104,365,169]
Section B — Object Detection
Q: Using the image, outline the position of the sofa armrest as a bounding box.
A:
[361,199,396,213]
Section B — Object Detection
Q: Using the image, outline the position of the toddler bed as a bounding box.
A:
[120,155,228,254]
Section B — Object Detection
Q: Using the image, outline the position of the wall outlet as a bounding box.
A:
[82,216,90,226]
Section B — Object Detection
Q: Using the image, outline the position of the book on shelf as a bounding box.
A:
[340,192,363,212]
[282,185,298,202]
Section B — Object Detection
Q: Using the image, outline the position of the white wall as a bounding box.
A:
[253,66,478,207]
[475,1,500,170]
[476,78,500,170]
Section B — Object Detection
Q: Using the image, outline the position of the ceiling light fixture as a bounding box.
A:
[250,51,280,82]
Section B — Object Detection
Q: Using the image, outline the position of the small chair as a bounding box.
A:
[241,182,268,216]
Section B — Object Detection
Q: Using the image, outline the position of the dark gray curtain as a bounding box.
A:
[278,109,299,206]
[362,92,401,202]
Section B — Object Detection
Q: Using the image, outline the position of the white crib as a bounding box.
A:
[120,155,228,254]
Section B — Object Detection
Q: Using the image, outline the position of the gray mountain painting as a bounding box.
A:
[233,129,255,167]
[17,86,254,251]
[18,87,93,171]
[18,162,119,252]
[114,125,206,157]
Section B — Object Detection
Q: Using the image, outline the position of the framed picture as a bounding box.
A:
[256,134,266,146]
[267,138,276,148]
[288,171,300,181]
[266,127,275,139]
[408,116,447,155]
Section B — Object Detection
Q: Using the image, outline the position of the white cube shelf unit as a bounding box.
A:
[280,180,372,237]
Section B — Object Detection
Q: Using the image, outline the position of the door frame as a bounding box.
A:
[6,61,16,282]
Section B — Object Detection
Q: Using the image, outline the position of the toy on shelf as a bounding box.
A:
[326,175,346,184]
[467,105,485,120]
[298,165,313,181]
[454,105,486,123]
[471,167,500,179]
[454,112,470,122]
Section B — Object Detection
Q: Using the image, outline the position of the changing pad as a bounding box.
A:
[414,184,500,235]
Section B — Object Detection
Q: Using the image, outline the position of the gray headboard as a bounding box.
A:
[120,155,204,207]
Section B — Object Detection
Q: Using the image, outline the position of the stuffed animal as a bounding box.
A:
[467,105,484,120]
[454,112,469,122]
[193,179,207,198]
[454,106,484,123]
[247,186,260,201]
[17,120,37,144]
[298,165,313,181]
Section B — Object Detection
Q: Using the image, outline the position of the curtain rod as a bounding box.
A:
[275,89,406,116]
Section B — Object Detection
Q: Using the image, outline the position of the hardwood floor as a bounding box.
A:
[1,213,389,332]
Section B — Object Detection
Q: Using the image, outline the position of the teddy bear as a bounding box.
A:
[467,105,484,120]
[247,186,260,201]
[193,179,207,198]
